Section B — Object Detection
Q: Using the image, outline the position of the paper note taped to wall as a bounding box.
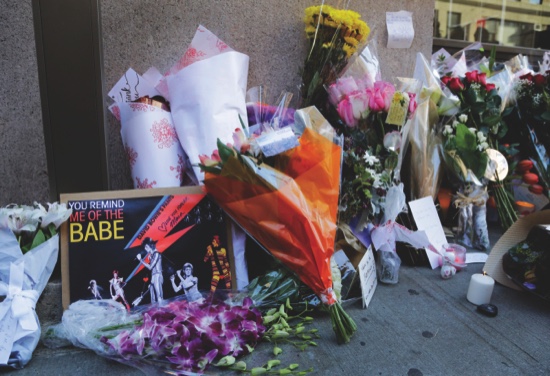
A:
[386,11,414,49]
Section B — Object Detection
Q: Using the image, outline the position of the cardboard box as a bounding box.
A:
[484,210,550,290]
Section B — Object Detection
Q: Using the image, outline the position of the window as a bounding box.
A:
[434,0,550,48]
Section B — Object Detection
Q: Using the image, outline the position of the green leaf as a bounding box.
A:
[279,369,292,375]
[273,346,283,356]
[217,138,235,162]
[251,367,268,375]
[288,364,300,370]
[230,361,247,371]
[214,356,236,367]
[266,359,281,369]
[455,124,477,152]
[30,229,46,249]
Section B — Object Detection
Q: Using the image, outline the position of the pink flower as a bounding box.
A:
[337,97,357,127]
[349,91,369,120]
[232,128,250,153]
[355,74,374,91]
[335,76,359,97]
[198,150,221,166]
[408,93,417,116]
[367,81,395,112]
[327,83,343,105]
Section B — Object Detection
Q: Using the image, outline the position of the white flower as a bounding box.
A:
[383,131,402,152]
[477,132,487,143]
[477,142,489,151]
[363,152,379,166]
[459,114,468,123]
[5,206,42,235]
[443,125,454,136]
[468,127,477,135]
[41,202,72,229]
[372,175,383,189]
[452,120,459,128]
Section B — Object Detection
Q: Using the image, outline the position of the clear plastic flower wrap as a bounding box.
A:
[44,292,265,375]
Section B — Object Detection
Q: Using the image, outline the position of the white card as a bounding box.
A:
[358,246,377,309]
[409,196,447,269]
[256,127,299,157]
[466,252,488,264]
[386,11,415,49]
[108,68,161,104]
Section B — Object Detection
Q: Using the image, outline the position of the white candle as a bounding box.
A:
[466,273,495,305]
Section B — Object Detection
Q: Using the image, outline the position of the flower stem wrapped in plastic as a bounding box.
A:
[201,123,357,344]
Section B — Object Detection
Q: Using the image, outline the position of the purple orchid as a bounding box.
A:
[103,297,266,372]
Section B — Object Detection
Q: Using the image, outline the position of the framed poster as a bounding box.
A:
[60,187,235,310]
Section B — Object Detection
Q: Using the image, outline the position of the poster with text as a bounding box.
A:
[60,187,234,310]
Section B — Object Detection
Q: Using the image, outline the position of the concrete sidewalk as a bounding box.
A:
[3,231,550,376]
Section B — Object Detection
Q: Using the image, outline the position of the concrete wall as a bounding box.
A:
[2,0,435,202]
[0,1,49,205]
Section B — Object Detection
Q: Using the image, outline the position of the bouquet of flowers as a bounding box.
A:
[441,69,516,246]
[512,71,550,191]
[300,4,370,109]
[200,114,357,344]
[326,73,417,226]
[0,202,71,369]
[45,294,265,374]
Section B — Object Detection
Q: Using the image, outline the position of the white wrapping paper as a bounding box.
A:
[0,228,59,369]
[163,26,249,182]
[119,102,186,188]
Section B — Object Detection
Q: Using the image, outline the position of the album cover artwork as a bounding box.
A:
[60,187,234,310]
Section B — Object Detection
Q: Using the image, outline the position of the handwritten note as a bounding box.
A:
[108,68,160,104]
[386,92,410,126]
[386,11,415,49]
[409,196,447,269]
[0,308,16,365]
[358,246,377,309]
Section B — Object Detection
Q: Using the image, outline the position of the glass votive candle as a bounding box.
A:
[445,243,467,270]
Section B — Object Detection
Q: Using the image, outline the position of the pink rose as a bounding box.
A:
[336,76,359,97]
[367,81,395,112]
[408,93,417,116]
[355,73,374,91]
[349,91,370,120]
[327,83,343,105]
[337,97,357,127]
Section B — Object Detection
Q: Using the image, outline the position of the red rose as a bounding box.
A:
[534,74,546,87]
[448,77,465,93]
[441,75,451,85]
[478,72,487,86]
[520,73,534,82]
[485,83,496,92]
[465,70,479,83]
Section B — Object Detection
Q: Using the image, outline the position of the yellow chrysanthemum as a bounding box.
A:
[304,4,370,45]
[342,44,355,58]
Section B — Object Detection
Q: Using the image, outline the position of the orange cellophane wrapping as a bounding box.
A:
[204,128,341,300]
